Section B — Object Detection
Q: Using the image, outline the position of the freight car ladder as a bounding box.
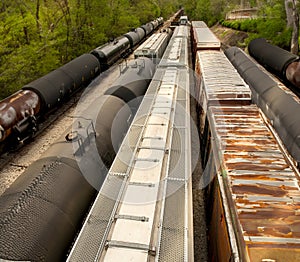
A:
[67,67,193,261]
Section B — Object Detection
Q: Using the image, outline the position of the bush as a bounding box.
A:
[221,18,292,50]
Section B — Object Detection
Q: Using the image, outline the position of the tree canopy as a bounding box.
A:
[0,0,179,99]
[0,0,298,100]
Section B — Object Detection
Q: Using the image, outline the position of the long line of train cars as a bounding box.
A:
[2,13,300,261]
[192,21,300,261]
[0,17,164,148]
[0,13,187,261]
[0,57,157,261]
[67,23,194,261]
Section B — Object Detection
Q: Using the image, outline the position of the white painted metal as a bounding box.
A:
[67,25,193,261]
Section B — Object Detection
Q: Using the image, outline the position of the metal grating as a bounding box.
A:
[127,125,143,148]
[159,35,189,68]
[67,175,126,261]
[169,128,186,179]
[68,27,193,261]
[156,65,192,261]
[158,181,186,261]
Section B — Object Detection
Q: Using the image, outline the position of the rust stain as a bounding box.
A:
[0,90,40,141]
[209,105,300,257]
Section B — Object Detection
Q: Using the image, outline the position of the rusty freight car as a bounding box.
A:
[194,32,300,261]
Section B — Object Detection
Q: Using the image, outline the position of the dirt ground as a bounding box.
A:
[211,24,249,49]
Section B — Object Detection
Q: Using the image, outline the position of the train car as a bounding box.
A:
[23,54,100,112]
[150,19,159,30]
[133,28,172,63]
[141,22,154,36]
[191,21,221,56]
[204,105,300,262]
[194,29,300,261]
[0,54,100,144]
[248,38,300,88]
[0,16,165,147]
[158,25,189,68]
[67,25,194,261]
[157,17,164,26]
[0,95,129,261]
[179,15,188,25]
[0,90,40,142]
[225,47,300,167]
[123,30,141,49]
[191,21,207,28]
[92,17,165,71]
[91,36,131,71]
[164,10,182,28]
[0,58,156,261]
[104,57,156,114]
[170,8,184,28]
[195,50,251,164]
[172,24,190,39]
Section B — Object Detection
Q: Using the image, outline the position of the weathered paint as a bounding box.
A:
[191,21,221,54]
[196,50,252,114]
[0,90,40,141]
[208,105,300,261]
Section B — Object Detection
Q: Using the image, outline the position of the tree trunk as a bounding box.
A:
[285,0,299,54]
[36,0,42,40]
[285,0,294,27]
[240,0,245,9]
[56,0,71,61]
[20,8,30,44]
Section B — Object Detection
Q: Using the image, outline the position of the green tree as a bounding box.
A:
[0,0,184,100]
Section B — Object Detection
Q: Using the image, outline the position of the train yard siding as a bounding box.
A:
[1,16,300,262]
[195,22,300,261]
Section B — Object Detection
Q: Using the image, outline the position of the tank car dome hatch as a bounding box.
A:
[104,58,155,112]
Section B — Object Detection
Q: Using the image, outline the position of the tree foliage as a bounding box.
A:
[0,0,179,100]
[184,0,298,52]
[181,0,232,26]
[2,0,297,100]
